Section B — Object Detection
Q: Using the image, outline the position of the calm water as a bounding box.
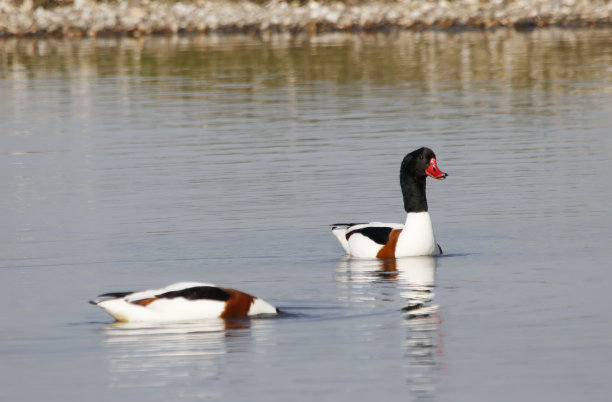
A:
[1,29,611,401]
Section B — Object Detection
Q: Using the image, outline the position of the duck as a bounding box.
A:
[90,281,278,323]
[332,147,447,258]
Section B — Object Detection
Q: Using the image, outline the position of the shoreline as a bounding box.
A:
[1,0,611,38]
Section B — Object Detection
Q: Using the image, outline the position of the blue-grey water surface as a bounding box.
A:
[1,29,611,401]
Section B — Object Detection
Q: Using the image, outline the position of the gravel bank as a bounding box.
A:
[1,0,611,37]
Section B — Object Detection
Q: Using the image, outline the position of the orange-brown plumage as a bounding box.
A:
[376,229,403,258]
[220,288,256,318]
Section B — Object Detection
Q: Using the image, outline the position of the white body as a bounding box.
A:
[396,212,439,257]
[92,282,278,323]
[333,213,442,259]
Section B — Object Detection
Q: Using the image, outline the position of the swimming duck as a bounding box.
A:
[90,282,278,323]
[332,147,447,258]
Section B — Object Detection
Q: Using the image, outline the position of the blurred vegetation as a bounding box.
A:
[18,0,73,9]
[11,0,401,10]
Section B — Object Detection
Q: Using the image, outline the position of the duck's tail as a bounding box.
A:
[330,223,362,254]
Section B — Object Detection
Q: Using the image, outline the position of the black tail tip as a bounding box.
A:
[331,223,364,229]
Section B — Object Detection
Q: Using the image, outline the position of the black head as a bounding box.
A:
[400,147,447,212]
[401,147,447,180]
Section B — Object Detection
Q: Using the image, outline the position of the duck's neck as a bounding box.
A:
[398,174,437,256]
[396,212,438,257]
[401,175,428,213]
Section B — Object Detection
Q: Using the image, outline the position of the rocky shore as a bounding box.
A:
[1,0,611,37]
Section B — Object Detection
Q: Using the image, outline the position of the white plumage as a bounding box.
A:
[333,213,442,259]
[91,282,278,323]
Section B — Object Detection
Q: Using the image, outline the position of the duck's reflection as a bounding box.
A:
[99,318,270,390]
[336,256,442,399]
[336,256,437,311]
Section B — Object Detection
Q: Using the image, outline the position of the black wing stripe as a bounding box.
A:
[157,286,231,302]
[346,226,393,245]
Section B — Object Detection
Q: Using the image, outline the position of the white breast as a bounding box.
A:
[395,212,439,257]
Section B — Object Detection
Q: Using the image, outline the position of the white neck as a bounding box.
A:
[395,212,439,257]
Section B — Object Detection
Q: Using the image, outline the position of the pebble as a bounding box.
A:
[0,0,610,37]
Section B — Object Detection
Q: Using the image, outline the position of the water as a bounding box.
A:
[1,29,611,401]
